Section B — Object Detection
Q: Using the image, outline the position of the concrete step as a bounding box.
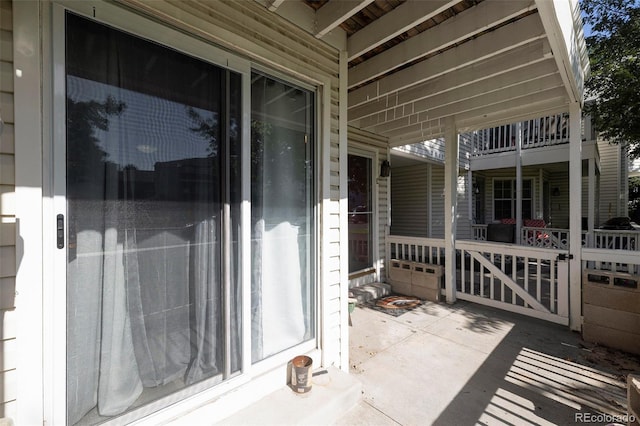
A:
[349,282,391,304]
[216,366,362,425]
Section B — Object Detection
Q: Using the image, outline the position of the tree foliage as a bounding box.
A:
[581,0,640,158]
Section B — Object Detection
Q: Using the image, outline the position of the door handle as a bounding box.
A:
[57,214,64,249]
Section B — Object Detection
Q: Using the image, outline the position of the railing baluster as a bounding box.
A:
[550,259,556,313]
[536,257,542,307]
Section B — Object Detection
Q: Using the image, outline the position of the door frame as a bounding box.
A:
[39,2,325,424]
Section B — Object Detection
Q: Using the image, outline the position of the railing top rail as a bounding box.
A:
[521,226,569,233]
[582,247,640,263]
[387,235,446,246]
[593,229,640,235]
[457,239,568,257]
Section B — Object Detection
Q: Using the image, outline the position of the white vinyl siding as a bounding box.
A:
[391,165,429,237]
[348,126,389,283]
[597,139,626,223]
[0,0,16,419]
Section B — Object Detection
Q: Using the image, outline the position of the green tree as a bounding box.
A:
[581,0,640,158]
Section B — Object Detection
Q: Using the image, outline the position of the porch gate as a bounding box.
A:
[455,241,570,325]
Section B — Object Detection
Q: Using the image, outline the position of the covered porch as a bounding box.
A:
[338,300,638,425]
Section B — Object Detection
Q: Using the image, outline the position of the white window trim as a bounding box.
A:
[491,177,536,222]
[28,1,331,424]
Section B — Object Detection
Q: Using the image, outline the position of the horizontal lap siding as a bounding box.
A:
[598,140,623,221]
[391,165,429,237]
[119,0,344,366]
[0,0,16,419]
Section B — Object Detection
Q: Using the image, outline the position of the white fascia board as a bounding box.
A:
[360,71,563,131]
[349,43,553,121]
[471,152,519,171]
[348,12,546,108]
[254,0,347,50]
[347,0,455,61]
[314,0,375,38]
[349,0,536,87]
[535,0,588,105]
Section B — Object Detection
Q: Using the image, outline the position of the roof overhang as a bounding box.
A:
[257,0,590,146]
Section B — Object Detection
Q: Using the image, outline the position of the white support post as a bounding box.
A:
[444,117,458,304]
[516,122,522,243]
[337,50,349,371]
[427,163,432,237]
[538,168,544,220]
[468,169,473,223]
[569,102,583,331]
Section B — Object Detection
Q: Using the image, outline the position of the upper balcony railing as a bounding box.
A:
[472,113,572,157]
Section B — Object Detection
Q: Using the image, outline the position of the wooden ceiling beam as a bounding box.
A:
[360,73,564,131]
[314,0,375,38]
[349,53,555,122]
[349,0,536,87]
[347,0,456,61]
[349,12,546,107]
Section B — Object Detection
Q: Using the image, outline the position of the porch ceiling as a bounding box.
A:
[261,0,589,147]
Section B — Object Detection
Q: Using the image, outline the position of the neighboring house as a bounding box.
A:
[387,112,631,243]
[0,0,591,424]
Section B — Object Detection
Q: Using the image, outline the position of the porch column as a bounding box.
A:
[427,163,432,237]
[516,122,523,243]
[569,102,583,331]
[444,117,458,303]
[468,169,473,223]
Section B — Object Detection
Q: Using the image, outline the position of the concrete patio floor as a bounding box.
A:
[336,300,639,426]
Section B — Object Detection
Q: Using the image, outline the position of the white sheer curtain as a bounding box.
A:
[251,72,314,362]
[65,12,241,424]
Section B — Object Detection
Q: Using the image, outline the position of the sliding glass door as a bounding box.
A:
[60,9,318,425]
[65,13,241,424]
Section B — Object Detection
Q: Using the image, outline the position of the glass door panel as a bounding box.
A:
[65,13,241,425]
[250,72,315,362]
[347,154,373,272]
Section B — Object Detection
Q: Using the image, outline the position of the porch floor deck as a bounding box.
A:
[336,300,639,426]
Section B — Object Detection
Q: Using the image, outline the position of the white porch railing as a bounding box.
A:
[582,248,640,275]
[386,234,569,324]
[387,235,446,266]
[472,224,487,241]
[521,227,570,249]
[456,240,569,325]
[592,230,639,251]
[472,225,640,252]
[473,113,570,157]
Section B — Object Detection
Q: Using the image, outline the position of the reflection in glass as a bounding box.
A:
[348,155,373,272]
[65,13,241,425]
[251,73,315,362]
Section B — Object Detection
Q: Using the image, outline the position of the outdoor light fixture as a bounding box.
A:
[473,184,480,194]
[553,187,560,196]
[380,160,391,177]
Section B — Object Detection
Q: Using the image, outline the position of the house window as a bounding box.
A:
[493,179,533,220]
[63,12,316,424]
[348,154,373,273]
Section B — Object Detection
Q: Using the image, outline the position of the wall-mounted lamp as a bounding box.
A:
[552,187,560,197]
[380,160,391,177]
[473,184,480,194]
